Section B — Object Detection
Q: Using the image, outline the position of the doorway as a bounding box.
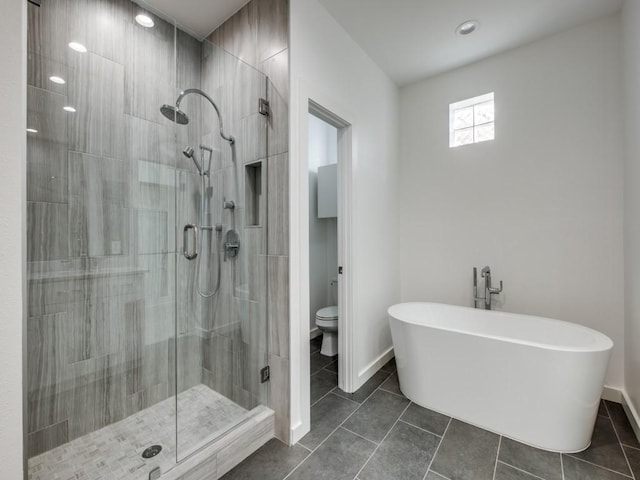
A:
[308,112,340,400]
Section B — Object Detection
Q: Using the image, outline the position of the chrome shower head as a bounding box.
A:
[160,104,189,125]
[182,146,195,159]
[182,145,202,174]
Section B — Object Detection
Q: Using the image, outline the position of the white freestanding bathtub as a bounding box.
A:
[388,302,613,453]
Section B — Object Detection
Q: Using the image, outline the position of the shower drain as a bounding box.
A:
[142,445,162,459]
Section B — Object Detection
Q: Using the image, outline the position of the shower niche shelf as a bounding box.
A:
[245,161,263,227]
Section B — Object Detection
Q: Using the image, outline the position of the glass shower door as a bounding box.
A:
[174,39,269,460]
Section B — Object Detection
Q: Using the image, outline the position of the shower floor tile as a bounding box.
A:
[28,384,248,480]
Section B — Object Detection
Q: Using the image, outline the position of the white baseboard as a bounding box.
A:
[602,386,623,403]
[622,390,640,445]
[290,419,305,446]
[310,327,322,339]
[352,347,394,392]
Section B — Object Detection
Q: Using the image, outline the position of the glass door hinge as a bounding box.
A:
[259,98,270,116]
[260,365,270,383]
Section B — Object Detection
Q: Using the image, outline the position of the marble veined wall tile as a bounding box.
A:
[261,48,288,106]
[136,209,169,254]
[208,0,258,69]
[177,29,202,92]
[66,0,132,65]
[68,52,125,159]
[124,299,144,395]
[27,52,70,96]
[68,152,130,257]
[172,335,202,394]
[268,353,290,442]
[27,202,69,261]
[27,313,72,434]
[257,0,289,64]
[27,313,71,398]
[202,333,234,400]
[228,55,265,122]
[27,420,69,458]
[267,255,289,358]
[239,114,268,166]
[142,340,171,391]
[27,0,69,64]
[68,354,127,440]
[232,339,267,401]
[137,253,173,303]
[125,13,175,123]
[267,153,289,256]
[125,114,176,167]
[235,227,266,303]
[67,293,118,363]
[28,277,69,318]
[144,300,175,346]
[27,86,69,204]
[267,80,289,157]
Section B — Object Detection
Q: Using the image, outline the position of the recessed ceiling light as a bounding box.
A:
[63,106,77,113]
[26,128,38,133]
[135,14,154,28]
[68,42,87,53]
[456,20,479,36]
[49,76,66,84]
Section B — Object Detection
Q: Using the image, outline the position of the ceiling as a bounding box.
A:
[131,0,623,85]
[132,0,249,39]
[317,0,624,86]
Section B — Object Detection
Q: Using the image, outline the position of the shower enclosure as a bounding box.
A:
[25,0,271,477]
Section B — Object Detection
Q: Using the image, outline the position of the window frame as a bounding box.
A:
[449,92,495,148]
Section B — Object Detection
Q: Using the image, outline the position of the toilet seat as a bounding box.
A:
[316,305,338,320]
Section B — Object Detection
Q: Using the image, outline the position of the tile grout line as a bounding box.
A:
[310,388,336,408]
[491,436,502,480]
[352,400,413,480]
[283,354,361,479]
[497,460,548,480]
[298,443,313,453]
[340,426,380,446]
[560,451,565,480]
[282,358,396,480]
[422,417,452,480]
[281,449,314,480]
[284,369,395,479]
[565,454,634,479]
[397,418,443,438]
[604,399,636,480]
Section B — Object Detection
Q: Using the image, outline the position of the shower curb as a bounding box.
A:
[161,406,274,480]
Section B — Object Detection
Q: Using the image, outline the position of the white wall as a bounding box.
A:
[399,16,625,388]
[308,114,338,333]
[0,0,26,477]
[622,0,640,418]
[290,0,400,440]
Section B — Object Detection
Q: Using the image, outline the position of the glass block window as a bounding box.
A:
[449,92,495,148]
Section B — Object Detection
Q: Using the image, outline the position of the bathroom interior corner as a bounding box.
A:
[3,0,640,478]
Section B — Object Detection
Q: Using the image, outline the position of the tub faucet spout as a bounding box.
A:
[480,266,503,310]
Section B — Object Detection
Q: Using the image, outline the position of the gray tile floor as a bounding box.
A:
[223,338,640,480]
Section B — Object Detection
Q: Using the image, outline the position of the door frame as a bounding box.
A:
[290,80,357,443]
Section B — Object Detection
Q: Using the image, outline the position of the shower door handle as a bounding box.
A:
[183,224,198,260]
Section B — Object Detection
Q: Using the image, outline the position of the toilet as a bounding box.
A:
[315,305,338,357]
